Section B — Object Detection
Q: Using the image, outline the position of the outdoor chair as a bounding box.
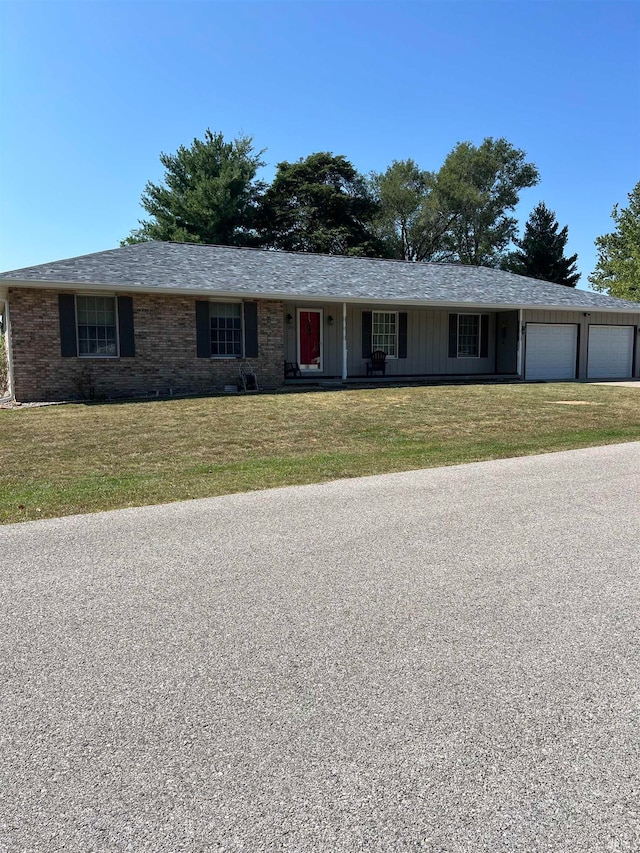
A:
[237,363,259,392]
[284,360,302,378]
[366,349,387,376]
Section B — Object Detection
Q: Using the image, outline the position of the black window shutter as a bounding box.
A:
[59,294,77,357]
[448,314,458,358]
[480,314,489,358]
[243,302,258,358]
[362,311,372,358]
[117,296,135,357]
[195,301,211,358]
[398,312,408,359]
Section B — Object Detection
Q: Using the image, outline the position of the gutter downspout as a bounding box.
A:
[342,302,348,380]
[1,297,15,401]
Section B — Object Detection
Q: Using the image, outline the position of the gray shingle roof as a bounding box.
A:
[1,241,638,311]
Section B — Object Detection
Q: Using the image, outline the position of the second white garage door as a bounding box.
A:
[587,325,635,379]
[525,323,578,380]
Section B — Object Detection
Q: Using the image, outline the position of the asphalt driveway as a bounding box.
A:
[1,442,639,852]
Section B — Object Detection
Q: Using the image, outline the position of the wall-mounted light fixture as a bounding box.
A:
[583,312,591,318]
[327,315,334,326]
[286,313,293,325]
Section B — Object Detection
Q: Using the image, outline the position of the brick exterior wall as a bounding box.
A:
[8,288,285,402]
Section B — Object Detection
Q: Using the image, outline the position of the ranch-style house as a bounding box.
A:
[0,241,639,402]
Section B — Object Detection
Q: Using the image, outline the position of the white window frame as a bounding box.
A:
[75,293,119,359]
[297,307,323,372]
[209,299,244,359]
[372,310,398,359]
[457,313,481,359]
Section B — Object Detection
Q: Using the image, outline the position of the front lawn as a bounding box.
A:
[1,383,640,524]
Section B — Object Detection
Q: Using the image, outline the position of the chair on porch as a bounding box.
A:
[366,350,387,376]
[284,360,302,378]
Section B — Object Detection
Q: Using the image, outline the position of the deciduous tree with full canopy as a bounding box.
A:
[122,129,265,246]
[503,202,580,286]
[436,137,540,267]
[589,181,640,302]
[369,159,455,262]
[257,152,383,256]
[370,139,539,267]
[122,131,540,269]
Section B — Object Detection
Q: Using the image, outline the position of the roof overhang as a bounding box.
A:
[2,277,639,315]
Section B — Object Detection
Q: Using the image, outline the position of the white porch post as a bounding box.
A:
[1,296,14,401]
[516,308,523,377]
[342,302,348,380]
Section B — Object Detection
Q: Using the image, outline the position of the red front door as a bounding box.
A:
[299,310,322,370]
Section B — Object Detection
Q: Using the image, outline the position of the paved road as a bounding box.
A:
[589,381,640,388]
[1,443,640,852]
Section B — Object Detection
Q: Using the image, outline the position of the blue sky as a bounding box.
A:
[1,0,638,288]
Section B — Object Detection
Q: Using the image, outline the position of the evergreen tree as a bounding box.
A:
[122,129,265,246]
[257,152,383,256]
[506,202,580,286]
[589,181,640,301]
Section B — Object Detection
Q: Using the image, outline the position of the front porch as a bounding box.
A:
[282,301,520,383]
[283,373,521,390]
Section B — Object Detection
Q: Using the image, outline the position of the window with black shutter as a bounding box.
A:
[196,301,256,358]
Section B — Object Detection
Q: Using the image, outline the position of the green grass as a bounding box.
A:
[1,383,640,524]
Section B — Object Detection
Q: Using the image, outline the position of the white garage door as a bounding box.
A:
[587,325,635,379]
[525,324,578,380]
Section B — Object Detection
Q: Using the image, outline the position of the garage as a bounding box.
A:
[587,325,635,379]
[525,323,578,380]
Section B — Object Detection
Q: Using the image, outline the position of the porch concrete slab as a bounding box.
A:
[1,442,640,852]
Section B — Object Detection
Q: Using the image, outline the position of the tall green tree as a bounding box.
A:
[257,152,382,256]
[369,159,455,261]
[436,137,540,266]
[122,129,265,246]
[504,202,580,286]
[589,181,640,301]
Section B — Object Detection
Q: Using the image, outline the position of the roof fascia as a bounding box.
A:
[2,278,639,314]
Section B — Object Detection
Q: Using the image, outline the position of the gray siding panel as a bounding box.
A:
[496,311,519,374]
[522,309,640,379]
[283,303,640,380]
[347,304,497,376]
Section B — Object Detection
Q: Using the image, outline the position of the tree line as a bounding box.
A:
[124,128,637,292]
[588,181,640,302]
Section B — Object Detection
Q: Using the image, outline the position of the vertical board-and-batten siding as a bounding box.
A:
[522,309,640,379]
[346,305,496,376]
[283,302,344,376]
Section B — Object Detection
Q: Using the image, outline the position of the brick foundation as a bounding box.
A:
[8,289,285,402]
